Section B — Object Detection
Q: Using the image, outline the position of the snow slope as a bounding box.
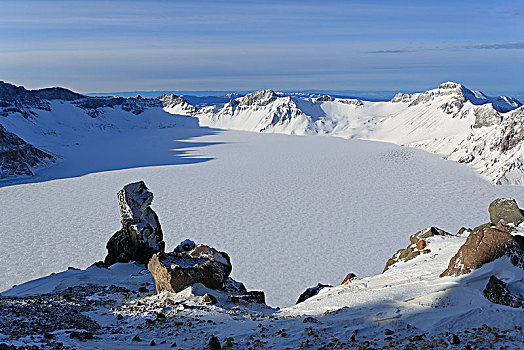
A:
[1,228,522,349]
[2,129,524,307]
[196,82,524,185]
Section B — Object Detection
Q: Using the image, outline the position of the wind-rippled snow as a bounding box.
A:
[1,128,524,306]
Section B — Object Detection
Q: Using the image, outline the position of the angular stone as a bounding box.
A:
[202,293,218,304]
[440,226,524,277]
[341,273,357,285]
[296,283,332,304]
[488,198,524,225]
[104,182,164,266]
[148,241,231,293]
[483,275,523,308]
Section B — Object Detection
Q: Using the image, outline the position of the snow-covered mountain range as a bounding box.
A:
[196,82,524,185]
[1,80,523,185]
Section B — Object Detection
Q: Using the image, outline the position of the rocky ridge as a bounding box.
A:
[2,80,524,184]
[0,123,55,178]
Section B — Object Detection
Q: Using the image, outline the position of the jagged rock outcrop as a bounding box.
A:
[0,81,84,117]
[160,94,196,114]
[483,275,523,308]
[0,123,55,178]
[74,95,163,117]
[488,198,524,225]
[241,90,278,106]
[147,239,232,293]
[384,227,450,272]
[440,225,524,277]
[296,283,332,304]
[104,181,165,266]
[391,82,521,115]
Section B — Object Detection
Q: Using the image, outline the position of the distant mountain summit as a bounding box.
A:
[1,80,523,185]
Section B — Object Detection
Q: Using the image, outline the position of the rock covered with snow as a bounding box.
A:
[488,198,524,225]
[241,89,278,106]
[104,181,165,266]
[383,227,451,272]
[0,123,55,178]
[160,93,196,115]
[440,225,524,277]
[147,239,232,293]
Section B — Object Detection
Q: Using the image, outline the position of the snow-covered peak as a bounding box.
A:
[240,89,278,106]
[391,81,521,115]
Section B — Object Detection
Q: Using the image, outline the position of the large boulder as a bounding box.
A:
[104,182,165,266]
[148,240,232,293]
[488,198,524,225]
[483,275,523,308]
[440,225,524,277]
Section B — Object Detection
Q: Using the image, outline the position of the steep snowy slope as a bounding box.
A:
[195,82,524,185]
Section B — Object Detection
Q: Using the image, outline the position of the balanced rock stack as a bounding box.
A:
[104,181,165,266]
[102,181,265,303]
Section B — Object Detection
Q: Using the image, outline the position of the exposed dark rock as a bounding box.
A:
[0,123,55,178]
[384,227,450,272]
[448,333,461,345]
[303,316,322,324]
[228,291,265,304]
[488,198,524,225]
[104,181,165,267]
[204,335,221,350]
[441,225,524,277]
[296,283,332,304]
[483,275,523,308]
[202,293,218,304]
[69,331,94,341]
[147,240,231,293]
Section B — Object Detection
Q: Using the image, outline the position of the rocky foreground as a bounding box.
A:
[1,183,523,349]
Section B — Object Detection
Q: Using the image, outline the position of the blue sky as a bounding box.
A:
[0,0,523,97]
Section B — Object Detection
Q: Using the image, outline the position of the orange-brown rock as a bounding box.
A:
[341,273,357,285]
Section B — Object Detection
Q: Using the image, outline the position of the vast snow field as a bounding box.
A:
[2,122,524,307]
